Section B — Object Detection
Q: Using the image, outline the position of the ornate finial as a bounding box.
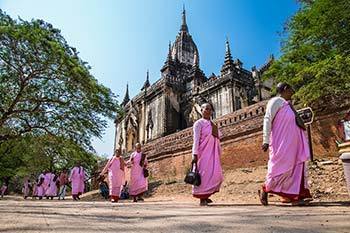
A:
[180,5,188,32]
[122,83,130,106]
[141,70,150,90]
[221,37,234,74]
[225,36,232,59]
[167,41,172,61]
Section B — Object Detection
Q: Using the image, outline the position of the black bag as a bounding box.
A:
[184,162,201,186]
[143,168,149,178]
[289,103,306,130]
[140,153,146,167]
[139,153,149,178]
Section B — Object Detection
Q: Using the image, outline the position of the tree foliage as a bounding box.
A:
[0,135,101,182]
[0,10,120,148]
[264,0,350,105]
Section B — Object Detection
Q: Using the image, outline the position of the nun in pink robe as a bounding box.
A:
[32,180,38,199]
[0,178,9,198]
[43,171,52,198]
[100,149,125,202]
[260,83,312,205]
[191,103,223,206]
[23,178,31,199]
[127,143,148,202]
[46,173,58,199]
[36,173,46,199]
[69,163,85,200]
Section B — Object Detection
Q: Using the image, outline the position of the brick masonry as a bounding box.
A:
[139,100,349,181]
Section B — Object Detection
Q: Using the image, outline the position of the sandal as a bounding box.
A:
[291,199,307,206]
[281,197,292,203]
[258,190,268,206]
[200,199,208,206]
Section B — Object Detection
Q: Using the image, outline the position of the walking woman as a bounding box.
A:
[127,143,148,202]
[69,162,86,200]
[23,177,31,199]
[58,169,69,200]
[260,82,312,205]
[46,172,58,200]
[36,171,46,200]
[100,148,125,202]
[191,103,223,206]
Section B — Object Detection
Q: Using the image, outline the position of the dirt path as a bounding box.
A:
[1,198,350,233]
[1,157,349,232]
[142,157,350,205]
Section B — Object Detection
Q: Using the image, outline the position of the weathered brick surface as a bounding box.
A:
[141,101,349,180]
[311,111,345,157]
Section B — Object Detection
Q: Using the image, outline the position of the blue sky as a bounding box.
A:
[0,0,299,157]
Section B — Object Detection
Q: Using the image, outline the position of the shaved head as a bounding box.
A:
[201,103,214,119]
[201,103,214,112]
[135,143,142,152]
[276,82,294,100]
[115,148,121,156]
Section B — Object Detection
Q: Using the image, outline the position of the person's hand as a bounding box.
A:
[192,154,198,164]
[262,143,269,152]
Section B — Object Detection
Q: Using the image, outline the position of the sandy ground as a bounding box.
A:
[144,157,350,204]
[1,157,349,232]
[1,198,350,233]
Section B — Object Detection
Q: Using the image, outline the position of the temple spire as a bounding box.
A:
[180,5,188,32]
[161,41,175,74]
[121,83,130,106]
[221,37,235,74]
[224,37,233,62]
[141,70,150,90]
[166,41,172,61]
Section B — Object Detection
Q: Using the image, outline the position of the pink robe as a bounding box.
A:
[69,166,85,195]
[32,183,38,197]
[128,152,148,196]
[36,174,46,197]
[192,119,223,198]
[103,157,125,196]
[0,185,7,196]
[23,180,30,197]
[46,174,58,197]
[264,101,311,199]
[43,173,51,196]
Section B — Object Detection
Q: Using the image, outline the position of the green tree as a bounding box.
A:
[0,135,101,182]
[0,10,120,148]
[264,0,350,105]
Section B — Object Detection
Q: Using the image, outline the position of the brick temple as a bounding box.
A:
[115,9,274,152]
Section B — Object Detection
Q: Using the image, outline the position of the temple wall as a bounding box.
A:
[140,101,348,181]
[208,85,233,118]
